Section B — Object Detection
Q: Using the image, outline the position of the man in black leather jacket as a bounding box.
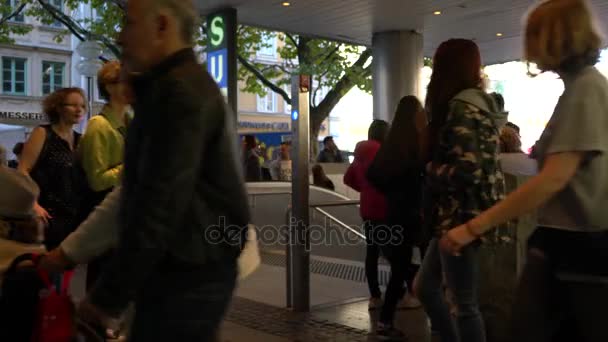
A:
[79,0,250,340]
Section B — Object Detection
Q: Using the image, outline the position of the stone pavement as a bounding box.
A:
[222,296,439,342]
[88,251,437,342]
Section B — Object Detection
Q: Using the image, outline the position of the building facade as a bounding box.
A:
[0,1,105,162]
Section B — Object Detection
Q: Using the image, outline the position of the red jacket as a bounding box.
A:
[343,140,388,221]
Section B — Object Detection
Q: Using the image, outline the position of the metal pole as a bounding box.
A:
[285,207,292,308]
[289,75,310,312]
[87,76,94,120]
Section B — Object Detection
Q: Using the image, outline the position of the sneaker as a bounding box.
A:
[368,296,383,310]
[397,294,422,309]
[376,322,407,341]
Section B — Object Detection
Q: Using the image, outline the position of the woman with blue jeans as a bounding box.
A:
[416,38,508,342]
[440,1,608,341]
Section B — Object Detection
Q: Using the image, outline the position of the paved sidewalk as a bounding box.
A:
[220,321,291,342]
[224,296,438,342]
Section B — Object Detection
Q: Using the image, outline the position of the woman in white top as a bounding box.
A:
[440,1,608,341]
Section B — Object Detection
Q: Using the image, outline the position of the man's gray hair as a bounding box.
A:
[154,0,199,44]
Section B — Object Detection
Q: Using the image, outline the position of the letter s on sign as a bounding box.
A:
[210,16,224,47]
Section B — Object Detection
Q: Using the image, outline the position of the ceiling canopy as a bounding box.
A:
[197,0,608,65]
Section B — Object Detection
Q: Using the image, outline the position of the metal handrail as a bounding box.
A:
[309,200,360,208]
[313,207,365,240]
[248,189,363,241]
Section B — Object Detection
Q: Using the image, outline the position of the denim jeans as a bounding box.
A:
[417,238,486,342]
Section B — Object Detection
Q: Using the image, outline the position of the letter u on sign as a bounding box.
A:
[207,49,228,89]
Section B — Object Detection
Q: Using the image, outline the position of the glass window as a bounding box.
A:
[257,88,277,113]
[49,0,63,27]
[42,61,64,95]
[257,35,277,59]
[2,57,27,95]
[6,0,25,23]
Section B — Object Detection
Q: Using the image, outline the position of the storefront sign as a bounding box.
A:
[238,121,290,131]
[0,111,48,126]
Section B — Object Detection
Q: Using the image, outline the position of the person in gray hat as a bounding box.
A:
[0,146,45,276]
[0,145,41,240]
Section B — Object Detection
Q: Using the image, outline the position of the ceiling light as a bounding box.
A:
[433,10,442,15]
[496,33,503,37]
[282,1,291,6]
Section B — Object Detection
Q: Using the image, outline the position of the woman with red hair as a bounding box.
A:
[18,88,88,250]
[416,39,507,342]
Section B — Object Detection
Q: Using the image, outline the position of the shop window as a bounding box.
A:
[257,87,277,113]
[42,61,65,95]
[2,57,27,96]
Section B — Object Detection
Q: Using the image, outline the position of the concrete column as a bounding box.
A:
[372,31,423,122]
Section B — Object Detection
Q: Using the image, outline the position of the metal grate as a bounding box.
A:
[261,252,391,286]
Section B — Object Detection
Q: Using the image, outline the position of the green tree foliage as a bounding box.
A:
[0,1,34,44]
[0,1,385,151]
[0,0,124,55]
[228,27,373,151]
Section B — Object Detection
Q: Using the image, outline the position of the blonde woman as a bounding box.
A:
[80,60,131,211]
[78,61,131,322]
[440,0,608,341]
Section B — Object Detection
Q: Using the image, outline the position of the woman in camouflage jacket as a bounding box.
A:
[416,39,507,342]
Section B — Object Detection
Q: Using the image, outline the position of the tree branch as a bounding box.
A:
[36,0,121,57]
[315,47,372,113]
[297,36,311,63]
[106,0,126,11]
[260,63,291,75]
[238,54,291,104]
[319,45,340,64]
[285,32,297,47]
[0,2,27,26]
[37,0,84,40]
[312,83,321,108]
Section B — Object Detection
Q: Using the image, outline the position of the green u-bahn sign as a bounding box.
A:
[206,9,237,115]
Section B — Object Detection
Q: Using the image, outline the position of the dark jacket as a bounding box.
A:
[243,149,262,182]
[343,140,388,221]
[317,148,344,163]
[367,146,424,244]
[91,49,250,315]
